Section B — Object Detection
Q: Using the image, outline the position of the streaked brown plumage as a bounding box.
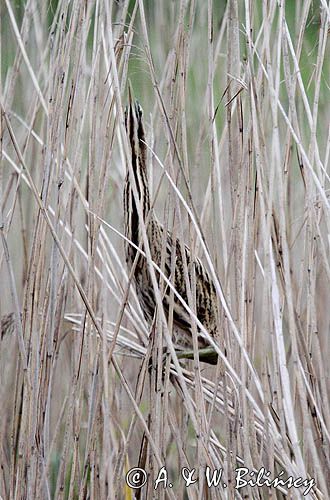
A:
[0,312,16,340]
[123,92,218,364]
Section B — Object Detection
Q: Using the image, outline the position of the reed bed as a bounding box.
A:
[0,1,329,498]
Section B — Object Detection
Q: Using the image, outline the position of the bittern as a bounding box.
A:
[123,92,218,364]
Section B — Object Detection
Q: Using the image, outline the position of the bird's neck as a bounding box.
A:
[124,98,152,249]
[127,104,151,219]
[130,155,151,220]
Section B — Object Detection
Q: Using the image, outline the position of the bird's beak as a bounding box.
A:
[127,80,134,107]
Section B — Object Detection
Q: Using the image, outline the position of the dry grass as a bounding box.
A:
[0,1,329,499]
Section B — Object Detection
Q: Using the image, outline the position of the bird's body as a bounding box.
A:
[124,96,218,364]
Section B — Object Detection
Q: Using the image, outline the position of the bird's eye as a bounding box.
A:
[136,101,143,118]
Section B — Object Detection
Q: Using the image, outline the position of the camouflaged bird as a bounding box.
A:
[123,92,218,364]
